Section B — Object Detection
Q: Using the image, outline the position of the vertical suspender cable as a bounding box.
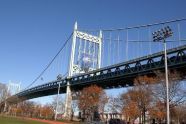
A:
[63,42,67,76]
[178,23,181,46]
[148,27,152,54]
[25,32,73,90]
[59,49,62,75]
[140,31,143,57]
[88,38,91,55]
[84,39,86,57]
[108,32,111,66]
[137,28,140,57]
[94,42,96,68]
[113,35,115,64]
[57,50,59,76]
[117,35,120,63]
[126,30,128,61]
[101,33,104,67]
[78,38,82,65]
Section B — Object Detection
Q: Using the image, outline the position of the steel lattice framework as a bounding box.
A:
[6,44,186,104]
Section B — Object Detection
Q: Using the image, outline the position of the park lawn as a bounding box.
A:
[0,116,47,124]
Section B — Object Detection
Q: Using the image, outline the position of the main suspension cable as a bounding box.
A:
[25,32,73,90]
[79,18,186,32]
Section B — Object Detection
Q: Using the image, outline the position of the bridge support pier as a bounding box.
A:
[64,82,72,119]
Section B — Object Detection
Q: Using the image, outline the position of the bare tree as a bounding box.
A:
[0,83,6,112]
[153,71,186,108]
[0,83,8,102]
[51,95,65,119]
[98,91,108,114]
[151,70,186,122]
[0,83,11,113]
[172,103,186,123]
[32,103,42,118]
[41,103,54,119]
[107,95,122,114]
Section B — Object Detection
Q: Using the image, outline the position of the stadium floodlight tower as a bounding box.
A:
[64,22,102,119]
[152,26,173,124]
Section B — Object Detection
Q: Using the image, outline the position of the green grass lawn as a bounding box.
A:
[0,116,47,124]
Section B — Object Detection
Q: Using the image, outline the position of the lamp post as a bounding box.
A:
[55,74,63,120]
[152,26,173,124]
[55,82,61,120]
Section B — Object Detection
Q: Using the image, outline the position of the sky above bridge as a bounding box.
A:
[0,0,186,104]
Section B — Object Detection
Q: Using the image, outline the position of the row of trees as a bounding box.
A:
[0,83,64,120]
[2,96,65,120]
[76,71,186,123]
[8,101,54,119]
[1,71,186,123]
[120,73,186,123]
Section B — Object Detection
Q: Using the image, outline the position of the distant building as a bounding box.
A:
[99,112,125,122]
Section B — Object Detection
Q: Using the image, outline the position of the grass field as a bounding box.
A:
[0,116,47,124]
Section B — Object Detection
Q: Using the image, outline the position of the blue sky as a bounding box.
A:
[0,0,186,104]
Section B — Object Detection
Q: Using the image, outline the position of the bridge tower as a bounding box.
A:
[64,22,102,119]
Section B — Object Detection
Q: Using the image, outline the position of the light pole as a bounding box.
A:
[55,74,63,120]
[55,82,61,120]
[152,26,173,124]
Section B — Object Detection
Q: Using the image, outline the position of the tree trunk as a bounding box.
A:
[143,107,146,124]
[141,110,144,124]
[140,114,142,124]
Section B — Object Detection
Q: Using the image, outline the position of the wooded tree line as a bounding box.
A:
[76,71,186,123]
[8,101,55,119]
[0,83,63,120]
[0,70,186,123]
[1,96,65,120]
[120,72,186,124]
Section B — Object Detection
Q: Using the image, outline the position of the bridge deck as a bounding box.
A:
[6,44,186,103]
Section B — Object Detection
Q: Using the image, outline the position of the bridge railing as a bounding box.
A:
[71,44,186,78]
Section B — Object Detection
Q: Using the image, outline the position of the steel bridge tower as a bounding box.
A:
[64,22,102,119]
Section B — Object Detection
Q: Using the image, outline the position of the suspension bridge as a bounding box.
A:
[1,18,186,118]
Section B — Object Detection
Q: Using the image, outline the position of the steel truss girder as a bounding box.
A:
[7,44,186,103]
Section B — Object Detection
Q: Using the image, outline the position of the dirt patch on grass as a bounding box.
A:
[23,117,68,124]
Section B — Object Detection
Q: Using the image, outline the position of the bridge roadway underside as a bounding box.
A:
[7,45,186,104]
